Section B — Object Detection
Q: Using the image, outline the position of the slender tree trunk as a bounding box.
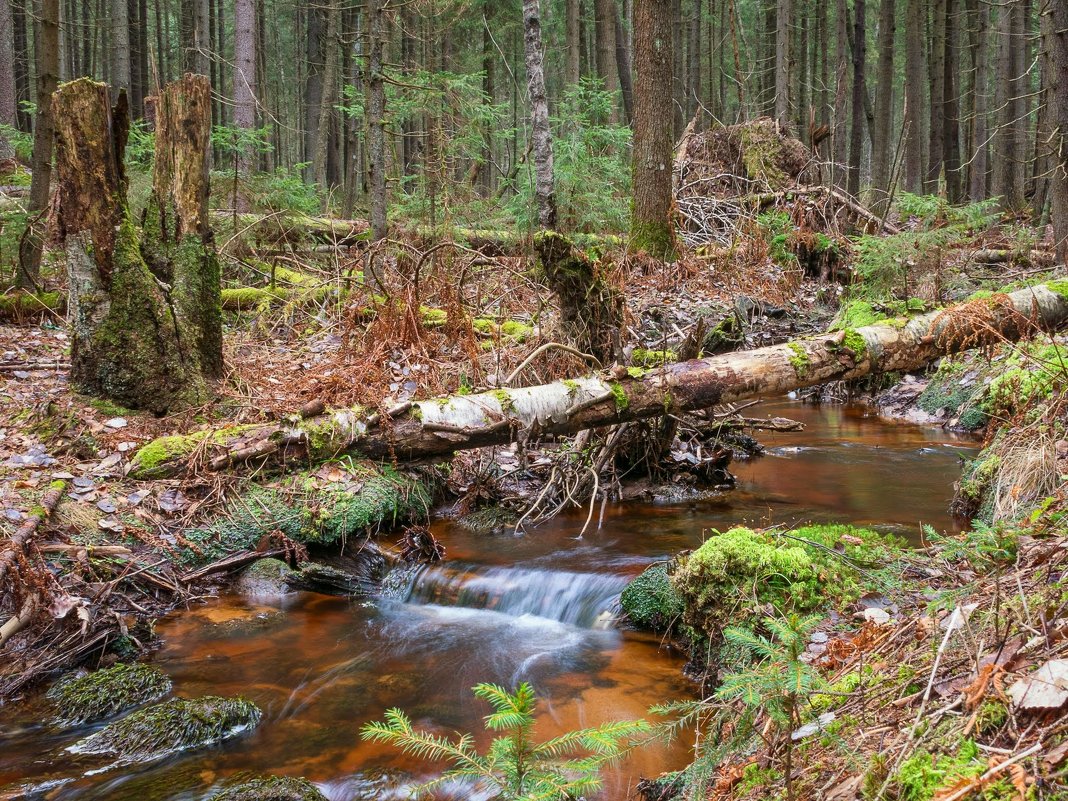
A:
[796,0,808,140]
[0,0,15,160]
[12,0,29,132]
[303,3,323,176]
[969,0,989,200]
[1047,0,1068,265]
[775,0,792,129]
[232,0,256,193]
[614,4,634,122]
[927,0,946,191]
[110,0,130,101]
[128,0,144,115]
[942,0,962,201]
[16,0,59,290]
[688,0,701,122]
[312,0,339,201]
[847,0,866,196]
[594,0,618,122]
[831,0,849,189]
[566,0,581,85]
[630,0,675,258]
[993,0,1023,209]
[903,0,926,192]
[870,0,896,209]
[192,0,210,76]
[366,0,387,246]
[672,0,684,136]
[522,0,556,230]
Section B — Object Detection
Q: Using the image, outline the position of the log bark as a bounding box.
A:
[132,283,1068,479]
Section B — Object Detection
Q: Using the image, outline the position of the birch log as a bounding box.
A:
[131,283,1068,479]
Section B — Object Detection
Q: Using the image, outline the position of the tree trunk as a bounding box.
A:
[142,74,222,378]
[54,79,206,413]
[232,0,256,188]
[522,0,556,230]
[629,0,676,258]
[16,0,59,290]
[942,0,962,202]
[870,0,896,211]
[831,0,849,189]
[1047,0,1068,266]
[775,0,792,129]
[132,282,1068,479]
[312,0,339,201]
[903,0,926,192]
[12,0,29,133]
[303,2,323,176]
[566,0,581,85]
[110,0,130,101]
[993,0,1023,210]
[968,0,989,200]
[615,3,634,122]
[366,0,387,247]
[688,0,701,122]
[0,0,15,160]
[927,0,946,191]
[191,0,210,76]
[847,0,866,197]
[594,0,618,122]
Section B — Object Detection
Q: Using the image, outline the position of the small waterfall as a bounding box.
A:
[401,563,628,628]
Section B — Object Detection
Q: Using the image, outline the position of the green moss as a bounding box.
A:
[737,763,784,796]
[632,348,678,368]
[787,342,810,378]
[916,358,988,430]
[628,218,677,261]
[887,740,987,801]
[841,328,868,360]
[71,696,261,762]
[88,398,133,417]
[610,381,629,411]
[0,291,64,318]
[130,432,211,479]
[492,388,516,413]
[974,699,1008,734]
[472,318,533,342]
[1045,279,1068,300]
[832,297,926,330]
[48,663,172,724]
[420,306,447,326]
[621,563,685,632]
[207,774,328,801]
[671,525,902,641]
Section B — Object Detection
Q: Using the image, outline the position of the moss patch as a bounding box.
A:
[48,663,172,724]
[207,775,328,801]
[632,348,678,368]
[671,525,902,642]
[621,563,685,632]
[71,696,261,762]
[787,342,810,377]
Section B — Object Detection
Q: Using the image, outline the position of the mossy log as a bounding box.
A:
[207,775,328,801]
[53,78,205,413]
[132,283,1068,478]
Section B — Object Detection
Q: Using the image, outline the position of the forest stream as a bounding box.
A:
[0,398,978,801]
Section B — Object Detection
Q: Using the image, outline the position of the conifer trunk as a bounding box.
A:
[523,0,556,230]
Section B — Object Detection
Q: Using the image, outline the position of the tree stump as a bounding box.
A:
[142,73,223,377]
[54,78,206,413]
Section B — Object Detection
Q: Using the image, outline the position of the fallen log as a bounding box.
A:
[131,282,1068,479]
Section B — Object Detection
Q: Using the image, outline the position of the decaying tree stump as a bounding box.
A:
[133,282,1068,478]
[535,231,623,364]
[53,76,222,412]
[142,74,223,377]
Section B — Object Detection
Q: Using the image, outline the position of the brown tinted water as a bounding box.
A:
[0,398,976,801]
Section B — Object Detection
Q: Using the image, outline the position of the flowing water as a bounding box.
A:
[0,398,977,800]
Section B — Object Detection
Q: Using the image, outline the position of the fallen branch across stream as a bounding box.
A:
[132,283,1068,479]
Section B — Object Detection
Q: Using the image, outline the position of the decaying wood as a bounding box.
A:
[179,547,288,583]
[0,480,65,587]
[132,283,1068,479]
[754,185,902,234]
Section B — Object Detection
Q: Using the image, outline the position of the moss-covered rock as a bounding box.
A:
[48,663,172,724]
[207,774,328,801]
[670,525,901,641]
[620,563,685,632]
[234,558,296,599]
[70,696,261,762]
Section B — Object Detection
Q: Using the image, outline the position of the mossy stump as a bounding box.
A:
[207,774,328,801]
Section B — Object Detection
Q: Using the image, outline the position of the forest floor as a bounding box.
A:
[3,122,1068,798]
